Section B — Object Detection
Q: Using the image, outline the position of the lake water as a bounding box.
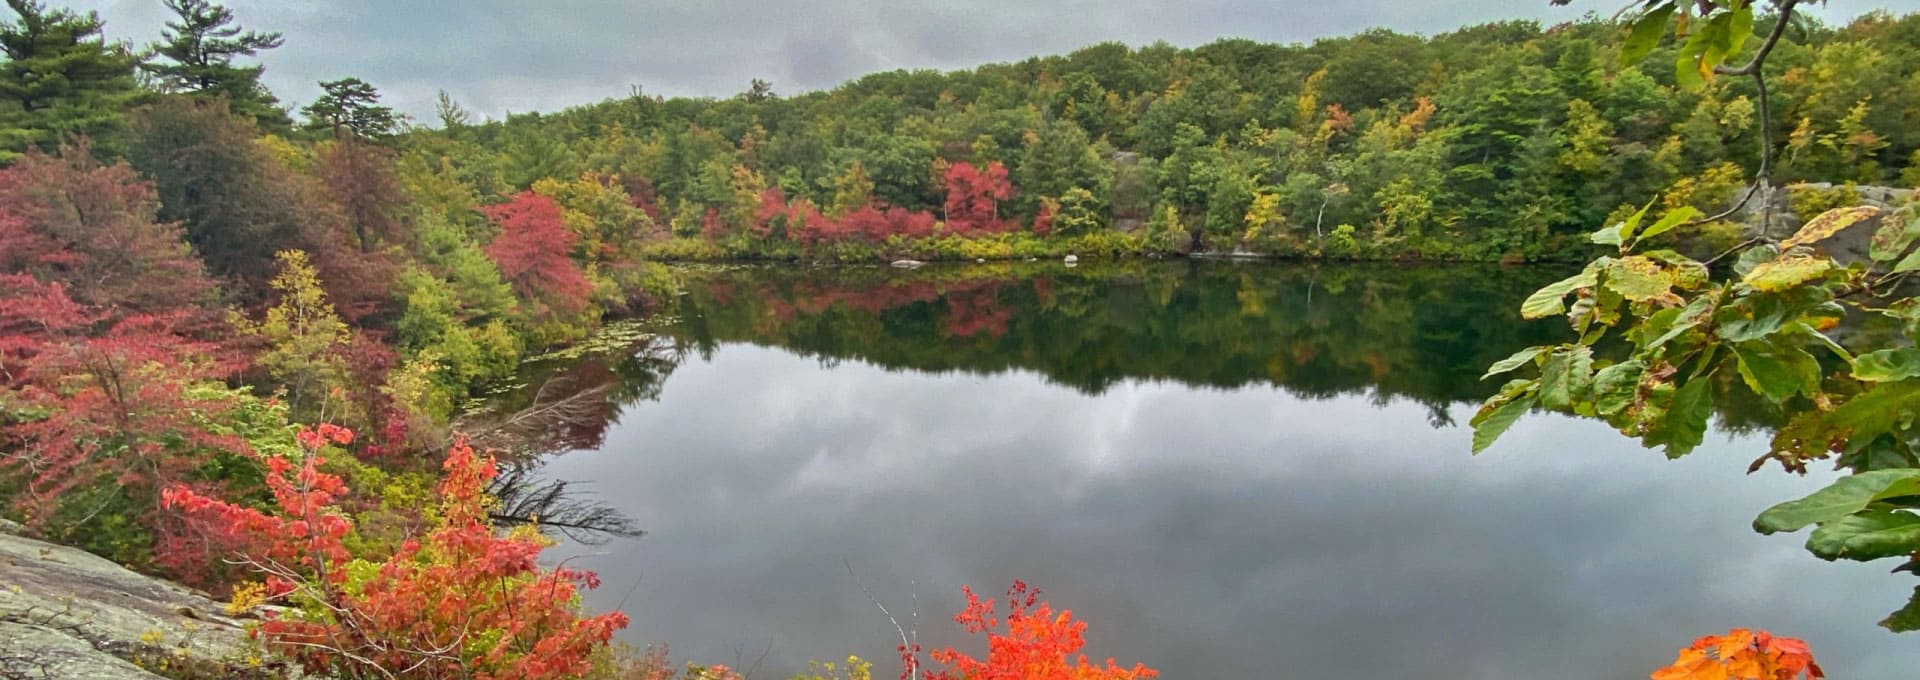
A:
[505,261,1919,678]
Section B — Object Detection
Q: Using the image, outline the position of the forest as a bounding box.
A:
[0,0,1910,676]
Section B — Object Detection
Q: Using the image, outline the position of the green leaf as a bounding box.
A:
[1622,3,1677,64]
[1520,270,1597,320]
[1805,510,1920,561]
[1634,206,1701,245]
[1791,322,1853,362]
[1741,255,1834,292]
[1732,244,1780,277]
[1589,224,1626,247]
[1663,378,1713,458]
[1714,295,1789,343]
[1483,346,1548,380]
[1869,208,1919,262]
[1754,469,1920,533]
[1827,381,1920,451]
[1732,342,1819,403]
[1896,247,1920,274]
[1472,394,1536,455]
[1593,360,1647,417]
[1725,2,1755,56]
[1595,201,1653,247]
[1881,587,1920,633]
[1673,16,1725,91]
[1538,347,1594,411]
[1854,348,1920,382]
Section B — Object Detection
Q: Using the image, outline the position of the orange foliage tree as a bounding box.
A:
[917,581,1156,680]
[163,424,627,679]
[1650,629,1823,680]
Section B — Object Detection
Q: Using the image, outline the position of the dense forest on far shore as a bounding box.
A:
[428,9,1920,262]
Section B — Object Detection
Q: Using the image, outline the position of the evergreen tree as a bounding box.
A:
[142,0,289,130]
[302,77,398,139]
[0,0,140,160]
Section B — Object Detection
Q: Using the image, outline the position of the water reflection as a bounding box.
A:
[500,262,1915,678]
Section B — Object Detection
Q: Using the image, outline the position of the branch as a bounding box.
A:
[1682,2,1798,230]
[1713,0,1803,77]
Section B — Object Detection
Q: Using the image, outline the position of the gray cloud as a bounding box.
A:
[62,0,1920,122]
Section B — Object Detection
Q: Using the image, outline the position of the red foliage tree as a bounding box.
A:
[0,149,219,319]
[914,581,1157,680]
[790,199,842,245]
[483,191,592,318]
[841,204,891,242]
[889,207,939,239]
[752,187,788,239]
[942,162,1015,236]
[163,426,629,679]
[623,175,665,228]
[0,275,254,578]
[700,206,729,241]
[1032,198,1056,236]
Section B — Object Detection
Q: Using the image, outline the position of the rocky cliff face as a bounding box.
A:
[1741,182,1916,264]
[0,521,256,679]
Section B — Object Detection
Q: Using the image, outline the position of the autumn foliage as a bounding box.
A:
[941,162,1015,236]
[1650,629,1823,680]
[0,149,218,319]
[915,581,1157,680]
[163,424,628,679]
[484,191,592,318]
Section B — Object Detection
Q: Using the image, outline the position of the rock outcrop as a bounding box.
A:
[1739,182,1915,265]
[0,521,254,679]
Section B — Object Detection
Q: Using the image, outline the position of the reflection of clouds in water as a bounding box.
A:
[547,346,1917,679]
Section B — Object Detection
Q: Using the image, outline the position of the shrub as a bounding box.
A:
[915,581,1156,680]
[163,425,628,679]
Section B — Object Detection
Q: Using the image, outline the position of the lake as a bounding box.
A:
[492,261,1918,678]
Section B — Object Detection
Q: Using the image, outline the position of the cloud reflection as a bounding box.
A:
[541,346,1917,678]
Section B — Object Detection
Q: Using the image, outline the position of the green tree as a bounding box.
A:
[127,97,324,294]
[142,0,288,130]
[302,77,398,138]
[0,0,140,160]
[242,250,353,423]
[828,159,875,216]
[1053,186,1106,236]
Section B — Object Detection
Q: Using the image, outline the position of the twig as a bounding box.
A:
[843,560,918,679]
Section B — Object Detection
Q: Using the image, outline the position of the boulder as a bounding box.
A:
[0,526,253,678]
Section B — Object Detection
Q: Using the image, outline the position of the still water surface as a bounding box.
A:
[512,262,1917,678]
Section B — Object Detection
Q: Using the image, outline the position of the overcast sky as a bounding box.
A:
[63,0,1920,123]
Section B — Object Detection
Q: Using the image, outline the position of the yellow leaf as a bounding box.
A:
[1781,205,1880,249]
[1741,255,1833,292]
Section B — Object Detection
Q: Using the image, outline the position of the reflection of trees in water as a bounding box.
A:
[463,334,685,544]
[668,261,1577,419]
[466,335,686,458]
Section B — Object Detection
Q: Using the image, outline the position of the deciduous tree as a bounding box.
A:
[483,191,593,323]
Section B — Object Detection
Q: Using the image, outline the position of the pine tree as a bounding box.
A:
[0,0,141,160]
[142,0,289,130]
[302,77,397,139]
